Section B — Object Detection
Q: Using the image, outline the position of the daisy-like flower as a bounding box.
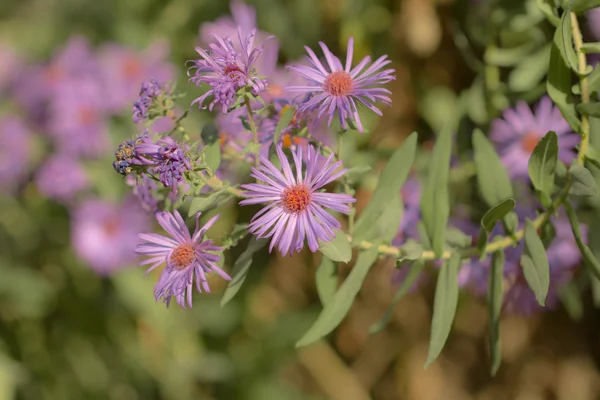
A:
[135,210,230,309]
[188,28,269,113]
[287,37,395,132]
[489,96,579,179]
[240,144,356,256]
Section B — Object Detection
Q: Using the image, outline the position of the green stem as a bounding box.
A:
[571,12,590,166]
[244,97,259,144]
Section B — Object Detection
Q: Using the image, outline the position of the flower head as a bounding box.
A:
[132,79,164,123]
[490,96,579,179]
[135,210,230,309]
[0,116,31,194]
[72,196,149,275]
[112,132,156,175]
[188,28,270,113]
[287,37,395,132]
[35,154,89,203]
[240,144,356,256]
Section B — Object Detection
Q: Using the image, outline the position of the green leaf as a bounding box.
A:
[425,253,461,368]
[296,247,379,347]
[397,239,424,263]
[359,195,404,244]
[369,260,425,334]
[569,165,598,196]
[571,0,600,13]
[484,41,540,67]
[508,44,551,92]
[555,2,581,74]
[477,198,517,255]
[421,126,452,258]
[577,103,600,117]
[548,32,583,132]
[201,122,219,144]
[319,230,352,263]
[472,130,517,233]
[585,146,600,169]
[528,131,558,202]
[220,237,268,306]
[203,141,222,172]
[316,257,338,307]
[559,281,584,321]
[273,106,295,144]
[573,65,600,95]
[488,251,504,377]
[445,227,472,249]
[188,191,230,216]
[353,132,418,243]
[564,200,600,280]
[581,42,600,54]
[345,165,372,182]
[520,219,550,306]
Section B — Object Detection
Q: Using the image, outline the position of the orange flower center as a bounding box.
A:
[324,71,353,96]
[102,219,120,236]
[281,184,312,212]
[122,56,143,79]
[521,132,539,153]
[170,244,196,269]
[78,107,97,125]
[224,64,242,78]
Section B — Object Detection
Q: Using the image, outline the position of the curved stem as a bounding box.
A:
[244,97,259,144]
[571,12,590,166]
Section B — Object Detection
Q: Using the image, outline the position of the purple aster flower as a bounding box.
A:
[489,96,579,180]
[0,42,22,94]
[132,79,164,123]
[287,37,395,132]
[0,116,31,194]
[188,28,270,113]
[240,144,356,256]
[98,41,175,113]
[112,132,156,175]
[72,196,149,275]
[152,137,192,193]
[35,154,89,203]
[199,1,279,79]
[135,210,230,309]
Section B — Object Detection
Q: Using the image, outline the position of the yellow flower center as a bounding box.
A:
[170,244,196,269]
[324,71,353,96]
[281,184,312,212]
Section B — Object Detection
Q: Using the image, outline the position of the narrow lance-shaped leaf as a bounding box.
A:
[555,2,581,74]
[369,260,425,334]
[360,194,404,244]
[564,200,600,280]
[488,251,504,376]
[204,141,222,173]
[353,132,418,243]
[547,23,583,132]
[520,219,550,306]
[528,131,558,204]
[478,198,517,256]
[472,130,517,233]
[421,126,452,257]
[425,253,461,368]
[319,230,352,263]
[569,165,598,197]
[220,237,268,306]
[296,247,379,347]
[577,103,600,117]
[315,257,338,307]
[559,281,584,321]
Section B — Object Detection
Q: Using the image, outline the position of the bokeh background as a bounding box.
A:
[2,0,600,399]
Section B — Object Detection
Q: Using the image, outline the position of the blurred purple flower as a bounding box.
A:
[588,8,600,40]
[135,210,229,309]
[132,79,164,123]
[489,96,579,180]
[287,37,395,132]
[0,116,31,194]
[240,145,355,256]
[35,154,89,203]
[199,1,279,78]
[188,28,270,113]
[0,42,22,94]
[72,196,149,275]
[126,175,159,213]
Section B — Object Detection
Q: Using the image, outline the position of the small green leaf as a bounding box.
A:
[569,165,598,197]
[472,130,517,233]
[421,126,452,257]
[369,260,425,334]
[577,103,600,117]
[353,133,418,243]
[397,239,423,263]
[520,219,550,306]
[425,253,461,368]
[188,191,230,216]
[203,141,222,172]
[555,2,581,74]
[508,44,551,92]
[573,65,600,95]
[445,227,472,249]
[528,131,558,202]
[585,146,600,169]
[477,198,517,255]
[316,257,338,307]
[488,251,504,377]
[564,200,600,280]
[273,106,295,144]
[548,32,583,132]
[296,247,379,347]
[571,0,600,13]
[319,230,352,263]
[220,237,268,306]
[581,42,600,54]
